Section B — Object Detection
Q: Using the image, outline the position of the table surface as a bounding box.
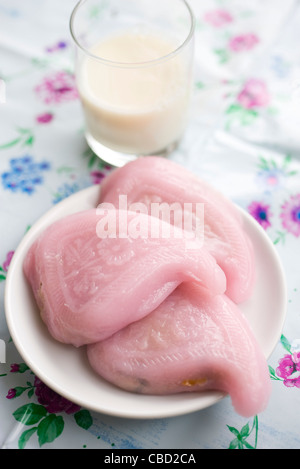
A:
[1,0,300,450]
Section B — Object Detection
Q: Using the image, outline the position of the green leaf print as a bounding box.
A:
[74,409,93,430]
[269,365,282,381]
[227,415,258,449]
[225,103,258,130]
[0,128,34,150]
[280,334,292,354]
[13,403,47,425]
[273,231,286,245]
[18,427,38,449]
[214,48,230,64]
[37,414,64,447]
[0,137,22,150]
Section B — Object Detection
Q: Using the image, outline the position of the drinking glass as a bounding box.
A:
[70,0,195,167]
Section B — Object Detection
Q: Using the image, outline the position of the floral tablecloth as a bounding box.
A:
[1,0,300,450]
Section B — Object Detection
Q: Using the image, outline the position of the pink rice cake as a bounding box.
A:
[23,208,226,347]
[87,282,271,417]
[98,156,255,304]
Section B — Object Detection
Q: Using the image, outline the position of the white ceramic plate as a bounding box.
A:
[5,185,287,419]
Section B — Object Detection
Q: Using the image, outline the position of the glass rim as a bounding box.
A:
[69,0,195,68]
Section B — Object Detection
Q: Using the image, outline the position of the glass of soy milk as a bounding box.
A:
[70,0,195,167]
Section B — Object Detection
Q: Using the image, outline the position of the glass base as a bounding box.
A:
[85,132,179,167]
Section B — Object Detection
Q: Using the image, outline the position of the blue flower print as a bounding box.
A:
[270,55,290,79]
[255,154,297,194]
[52,182,80,204]
[1,155,50,194]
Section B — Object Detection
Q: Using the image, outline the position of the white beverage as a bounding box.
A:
[76,31,192,155]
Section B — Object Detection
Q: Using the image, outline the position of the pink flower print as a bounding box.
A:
[293,351,300,365]
[257,168,284,191]
[10,362,30,373]
[34,376,81,414]
[280,194,300,237]
[36,112,54,124]
[3,250,14,271]
[237,79,270,109]
[90,170,106,185]
[6,388,17,399]
[46,40,68,53]
[35,71,78,104]
[229,33,259,52]
[248,201,272,229]
[10,363,20,372]
[276,352,300,388]
[204,9,233,28]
